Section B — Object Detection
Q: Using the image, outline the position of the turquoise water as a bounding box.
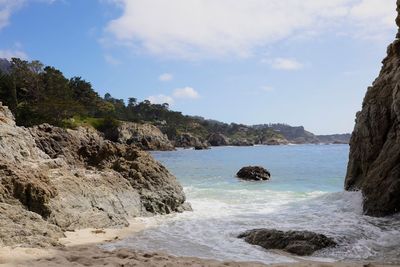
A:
[105,145,400,264]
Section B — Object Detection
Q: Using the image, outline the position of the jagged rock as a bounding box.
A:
[208,133,229,146]
[104,122,174,151]
[0,102,190,246]
[238,229,336,256]
[175,133,209,149]
[345,2,400,217]
[236,166,270,181]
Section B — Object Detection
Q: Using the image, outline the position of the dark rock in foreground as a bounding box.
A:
[345,2,400,216]
[238,229,336,256]
[236,166,270,181]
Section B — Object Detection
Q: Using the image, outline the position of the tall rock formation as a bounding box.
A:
[0,102,190,246]
[345,1,400,216]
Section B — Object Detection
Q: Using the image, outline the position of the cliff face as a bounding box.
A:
[0,103,189,246]
[104,122,175,151]
[345,1,400,217]
[268,125,320,144]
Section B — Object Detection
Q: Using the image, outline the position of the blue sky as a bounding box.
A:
[0,0,397,134]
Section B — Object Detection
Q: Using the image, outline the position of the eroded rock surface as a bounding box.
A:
[0,103,190,246]
[207,133,229,146]
[104,122,174,151]
[345,1,400,216]
[238,229,336,256]
[174,133,209,149]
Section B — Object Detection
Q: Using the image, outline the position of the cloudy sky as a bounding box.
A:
[0,0,397,134]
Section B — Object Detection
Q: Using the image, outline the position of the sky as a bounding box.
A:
[0,0,397,134]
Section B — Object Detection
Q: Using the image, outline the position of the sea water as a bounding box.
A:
[104,145,400,264]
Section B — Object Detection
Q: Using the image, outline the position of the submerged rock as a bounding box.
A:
[0,102,190,246]
[236,166,270,181]
[238,229,336,256]
[345,2,400,216]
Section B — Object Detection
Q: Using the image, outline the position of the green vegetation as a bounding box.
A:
[0,58,284,142]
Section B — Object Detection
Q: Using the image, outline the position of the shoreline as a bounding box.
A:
[0,219,399,267]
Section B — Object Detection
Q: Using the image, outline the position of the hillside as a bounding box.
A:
[0,58,350,148]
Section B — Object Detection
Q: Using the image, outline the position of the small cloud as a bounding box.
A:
[0,49,27,60]
[159,73,173,82]
[271,58,304,71]
[147,94,174,105]
[104,54,121,65]
[172,87,199,99]
[260,86,274,92]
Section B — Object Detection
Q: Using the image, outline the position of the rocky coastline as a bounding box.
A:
[345,0,400,217]
[0,102,190,247]
[111,122,350,151]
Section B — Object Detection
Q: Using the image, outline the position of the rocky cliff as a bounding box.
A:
[345,1,400,217]
[104,122,175,151]
[174,133,209,149]
[0,103,189,246]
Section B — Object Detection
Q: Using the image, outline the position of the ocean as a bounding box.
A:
[104,145,400,264]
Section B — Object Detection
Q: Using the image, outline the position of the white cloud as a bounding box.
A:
[0,0,61,31]
[0,48,27,60]
[104,54,121,65]
[147,94,174,105]
[349,0,396,39]
[148,86,200,105]
[173,87,200,99]
[270,58,304,71]
[0,0,25,30]
[159,73,173,82]
[104,0,397,59]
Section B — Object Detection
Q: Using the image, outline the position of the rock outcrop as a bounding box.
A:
[230,139,255,146]
[345,1,400,217]
[236,166,271,181]
[104,122,174,151]
[0,103,190,246]
[269,125,319,144]
[207,133,230,146]
[174,133,209,149]
[238,229,336,256]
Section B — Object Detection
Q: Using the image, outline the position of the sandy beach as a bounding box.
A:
[0,219,398,267]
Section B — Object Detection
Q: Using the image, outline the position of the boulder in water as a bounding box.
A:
[236,166,270,181]
[238,229,336,256]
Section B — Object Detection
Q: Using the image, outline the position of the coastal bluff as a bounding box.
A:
[345,1,400,216]
[0,102,190,247]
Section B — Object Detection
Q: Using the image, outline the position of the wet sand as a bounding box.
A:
[0,220,398,267]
